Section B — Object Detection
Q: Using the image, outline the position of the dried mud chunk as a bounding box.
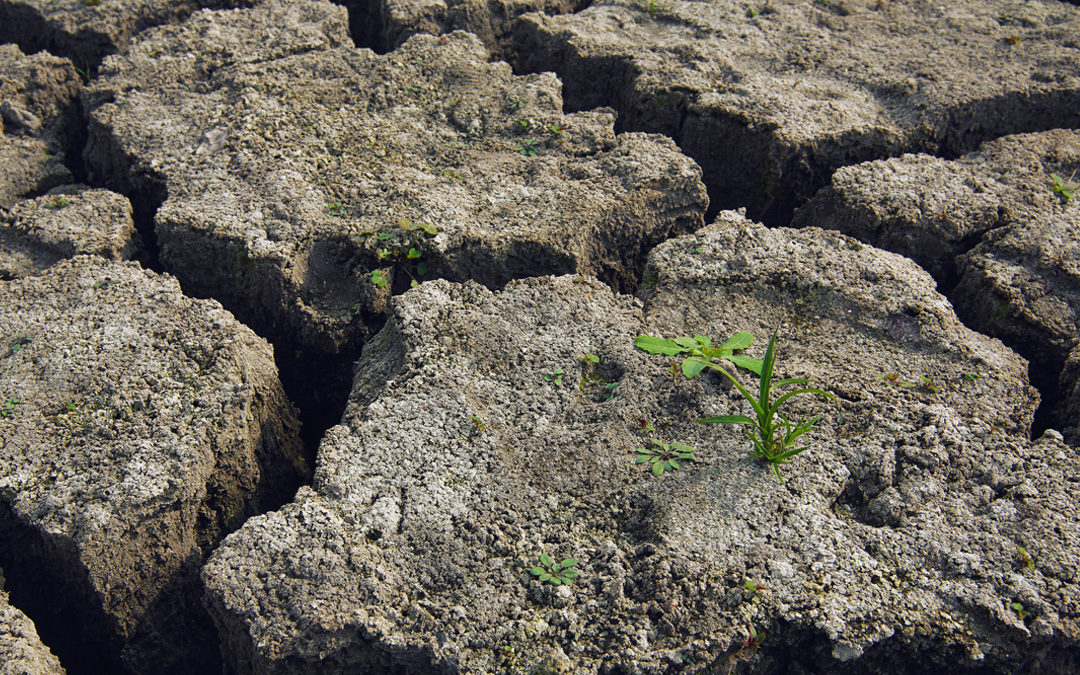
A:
[515,0,1080,223]
[85,5,706,356]
[0,186,141,279]
[204,218,1074,673]
[0,256,305,673]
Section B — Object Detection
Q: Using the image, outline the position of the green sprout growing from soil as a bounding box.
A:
[530,553,579,585]
[635,439,695,476]
[693,328,834,481]
[1,397,18,418]
[1050,171,1076,204]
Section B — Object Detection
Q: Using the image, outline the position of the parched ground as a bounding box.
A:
[0,0,1078,673]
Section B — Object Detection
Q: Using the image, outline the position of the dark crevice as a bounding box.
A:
[336,0,390,54]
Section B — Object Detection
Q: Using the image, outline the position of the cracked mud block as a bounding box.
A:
[1,567,65,675]
[0,44,82,207]
[344,0,585,59]
[84,0,707,357]
[203,214,1078,673]
[793,129,1080,286]
[0,0,257,67]
[515,0,1080,224]
[0,256,306,673]
[794,130,1080,427]
[1,186,141,279]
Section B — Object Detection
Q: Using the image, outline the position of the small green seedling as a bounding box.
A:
[530,553,579,585]
[634,331,763,378]
[327,202,345,216]
[73,64,91,83]
[698,328,834,481]
[743,579,767,595]
[468,415,486,433]
[514,139,538,157]
[1011,601,1029,620]
[548,124,565,139]
[63,402,77,412]
[578,353,618,401]
[544,369,564,387]
[643,0,668,17]
[48,196,70,208]
[370,269,388,287]
[1017,545,1034,570]
[9,335,31,354]
[963,372,980,383]
[635,439,695,476]
[1050,171,1076,204]
[1,397,17,417]
[92,278,118,289]
[507,98,525,112]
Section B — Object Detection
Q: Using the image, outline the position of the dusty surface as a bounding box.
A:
[0,185,140,278]
[0,256,305,672]
[515,0,1080,223]
[0,567,65,675]
[792,130,1080,424]
[0,44,80,208]
[0,0,253,67]
[204,213,1078,673]
[348,0,585,58]
[84,0,707,356]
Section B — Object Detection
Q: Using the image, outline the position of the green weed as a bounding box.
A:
[697,328,834,481]
[1,397,18,418]
[530,553,579,585]
[635,331,763,378]
[635,439,695,476]
[1050,171,1076,204]
[544,369,564,387]
[8,335,31,354]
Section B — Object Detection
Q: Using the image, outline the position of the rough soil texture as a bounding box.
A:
[84,0,707,357]
[0,0,254,67]
[346,0,585,59]
[515,0,1080,224]
[792,130,1080,424]
[0,185,141,279]
[0,43,81,208]
[0,256,306,673]
[0,567,65,675]
[203,213,1079,673]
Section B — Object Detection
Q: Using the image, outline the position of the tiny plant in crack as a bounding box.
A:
[635,439,695,476]
[530,553,579,585]
[368,217,437,289]
[697,327,834,481]
[544,369,564,387]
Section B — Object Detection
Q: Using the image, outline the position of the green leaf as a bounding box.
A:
[540,553,553,567]
[718,331,753,351]
[682,357,709,379]
[378,232,394,240]
[558,558,577,569]
[635,455,649,464]
[406,248,421,259]
[539,572,553,582]
[370,269,388,287]
[419,222,438,235]
[562,568,580,579]
[634,336,687,356]
[727,354,763,374]
[772,377,809,388]
[652,461,664,476]
[698,415,754,425]
[548,576,562,585]
[530,567,544,576]
[669,458,680,470]
[416,262,428,276]
[760,328,779,408]
[693,334,713,349]
[674,336,697,349]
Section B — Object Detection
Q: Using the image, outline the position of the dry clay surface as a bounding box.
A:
[515,0,1080,223]
[0,44,79,209]
[0,185,141,279]
[204,215,1080,673]
[0,257,306,673]
[0,567,65,675]
[84,0,707,357]
[794,130,1080,429]
[0,0,252,67]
